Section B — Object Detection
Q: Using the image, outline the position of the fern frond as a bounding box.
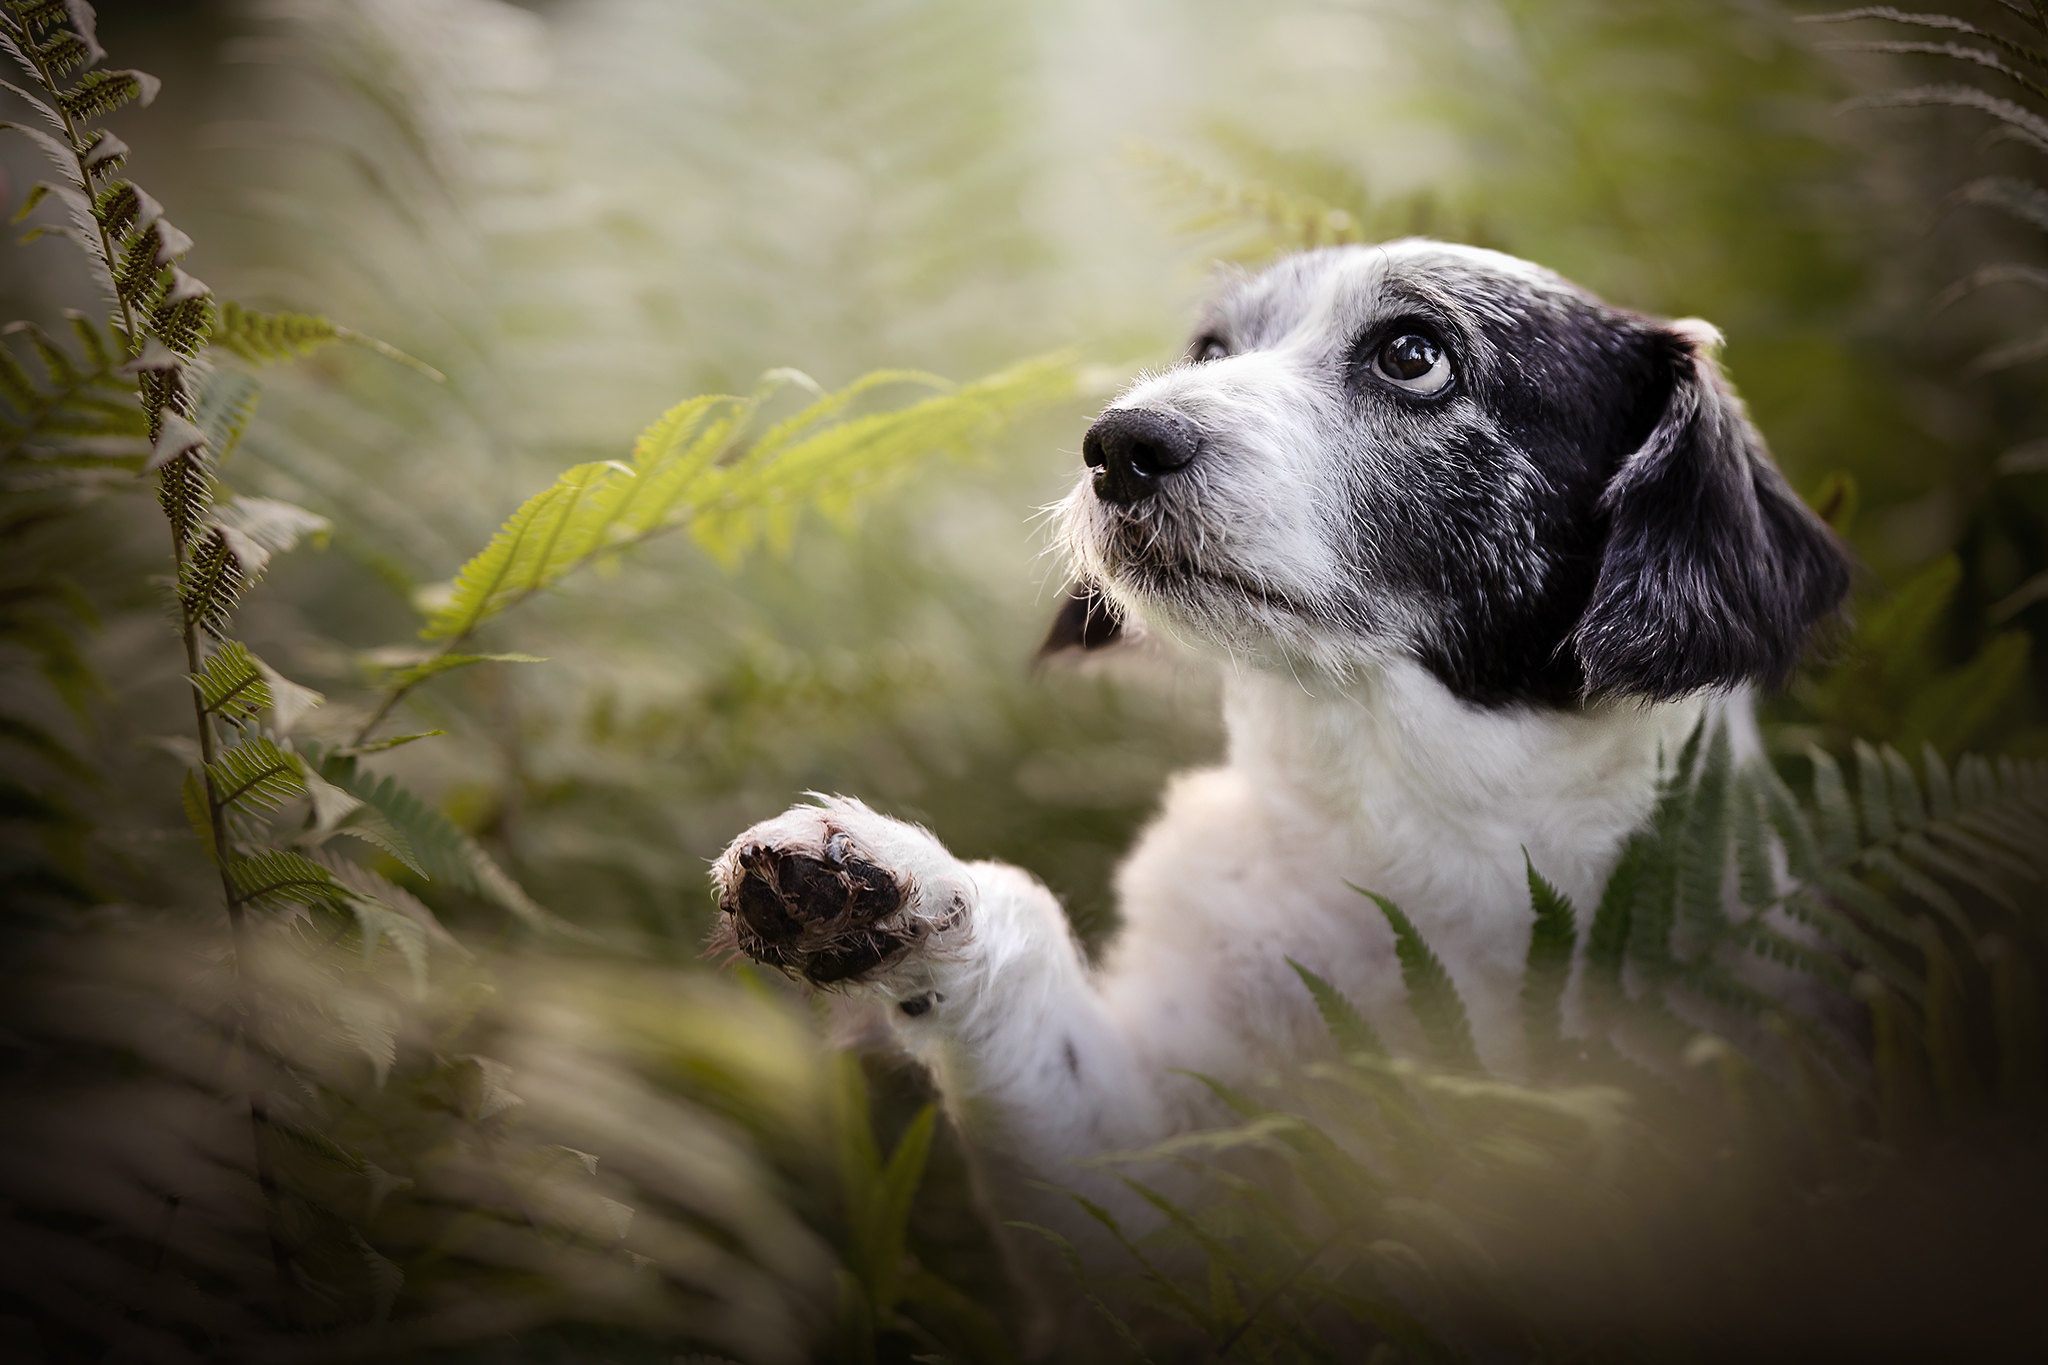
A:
[52,66,156,121]
[1355,885,1481,1071]
[1583,833,1644,1002]
[1953,175,2048,237]
[1843,83,2048,154]
[192,640,269,724]
[226,848,343,909]
[689,354,1074,564]
[1817,40,2048,100]
[1520,853,1577,1070]
[177,527,244,638]
[1676,724,1734,937]
[206,735,304,815]
[1803,9,2048,70]
[1780,889,1924,1000]
[1808,748,1861,860]
[0,317,147,470]
[315,754,564,932]
[209,301,442,379]
[424,356,1069,642]
[1287,958,1385,1057]
[1853,740,1897,844]
[1731,772,1779,907]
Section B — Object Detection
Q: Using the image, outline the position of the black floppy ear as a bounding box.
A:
[1574,321,1851,701]
[1036,580,1129,665]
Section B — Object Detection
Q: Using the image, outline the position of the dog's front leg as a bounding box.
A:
[709,797,1168,1208]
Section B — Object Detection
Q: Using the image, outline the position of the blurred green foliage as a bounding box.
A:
[3,0,2048,1360]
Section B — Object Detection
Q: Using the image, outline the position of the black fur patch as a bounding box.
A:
[1573,333,1852,700]
[1036,580,1127,662]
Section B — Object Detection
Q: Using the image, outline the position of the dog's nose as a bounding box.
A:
[1082,408,1200,504]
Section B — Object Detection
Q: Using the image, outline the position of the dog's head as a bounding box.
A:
[1050,240,1851,706]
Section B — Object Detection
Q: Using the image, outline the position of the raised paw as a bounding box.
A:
[709,800,966,987]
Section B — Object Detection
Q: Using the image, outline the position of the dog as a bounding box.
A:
[709,240,1850,1238]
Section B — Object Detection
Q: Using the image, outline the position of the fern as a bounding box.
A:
[313,751,561,932]
[1288,957,1386,1057]
[210,300,443,380]
[1811,8,2048,371]
[205,735,304,816]
[1355,885,1481,1071]
[422,357,1069,645]
[1520,852,1577,1071]
[0,315,147,481]
[225,848,344,909]
[191,640,270,724]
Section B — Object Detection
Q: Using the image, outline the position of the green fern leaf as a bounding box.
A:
[1287,957,1385,1057]
[53,67,158,121]
[1520,851,1577,1069]
[1897,831,2019,913]
[226,848,343,909]
[1733,918,1855,992]
[1676,722,1734,936]
[1731,771,1779,908]
[1355,885,1481,1071]
[209,300,442,379]
[1881,745,1926,829]
[1854,740,1896,844]
[1584,833,1645,1001]
[177,528,244,638]
[205,734,303,814]
[315,754,561,931]
[1862,847,1973,939]
[1779,891,1923,1002]
[1809,747,1860,860]
[1817,868,1918,945]
[1921,743,1955,821]
[690,356,1072,563]
[191,639,269,723]
[424,358,1068,642]
[1926,820,2040,886]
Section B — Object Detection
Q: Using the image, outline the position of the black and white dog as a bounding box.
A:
[711,240,1848,1216]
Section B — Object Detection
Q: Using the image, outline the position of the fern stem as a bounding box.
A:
[11,8,299,1318]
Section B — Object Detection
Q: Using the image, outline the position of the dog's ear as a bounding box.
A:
[1574,321,1851,701]
[1036,580,1129,664]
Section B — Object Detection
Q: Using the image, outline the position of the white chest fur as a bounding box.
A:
[1098,661,1709,1078]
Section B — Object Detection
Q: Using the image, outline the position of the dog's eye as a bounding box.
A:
[1192,335,1229,364]
[1373,333,1451,394]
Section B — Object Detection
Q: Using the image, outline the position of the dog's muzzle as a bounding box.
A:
[1083,408,1200,505]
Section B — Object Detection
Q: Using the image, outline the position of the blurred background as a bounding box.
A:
[4,0,2046,1360]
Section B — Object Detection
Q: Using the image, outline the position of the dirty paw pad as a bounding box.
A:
[719,830,906,983]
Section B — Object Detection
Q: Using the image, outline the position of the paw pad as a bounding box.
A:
[716,827,907,983]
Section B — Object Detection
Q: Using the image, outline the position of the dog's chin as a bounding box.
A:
[1059,487,1374,666]
[1091,546,1344,663]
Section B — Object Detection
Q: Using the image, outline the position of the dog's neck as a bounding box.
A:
[1221,658,1712,855]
